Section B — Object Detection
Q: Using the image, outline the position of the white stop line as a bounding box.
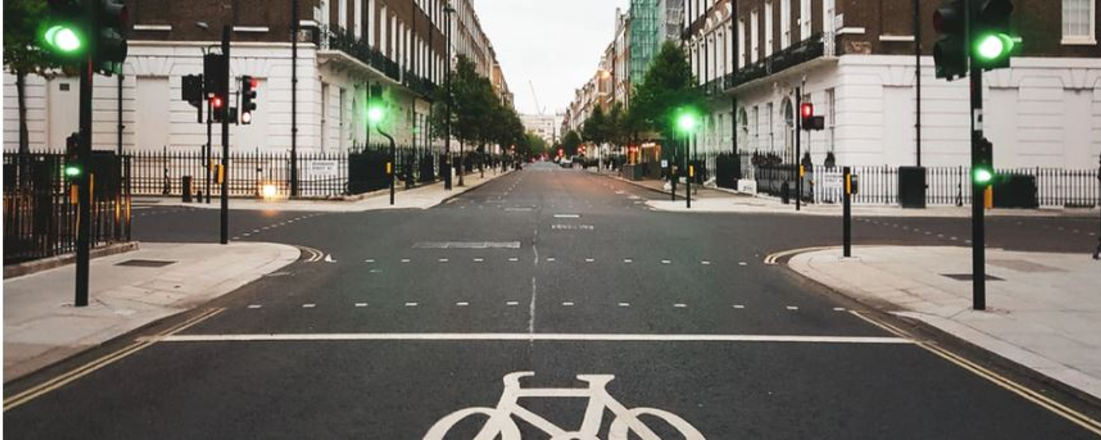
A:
[142,333,913,344]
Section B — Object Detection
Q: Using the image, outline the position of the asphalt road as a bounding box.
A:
[5,162,1100,439]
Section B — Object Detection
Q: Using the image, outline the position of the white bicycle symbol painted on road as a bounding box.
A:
[425,372,704,439]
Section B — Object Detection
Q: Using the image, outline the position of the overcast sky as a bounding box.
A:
[476,0,630,117]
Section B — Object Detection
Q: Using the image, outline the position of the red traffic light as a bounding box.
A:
[249,77,259,89]
[800,103,814,119]
[211,95,223,109]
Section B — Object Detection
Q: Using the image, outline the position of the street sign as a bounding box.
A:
[307,160,340,178]
[661,160,668,168]
[823,172,843,193]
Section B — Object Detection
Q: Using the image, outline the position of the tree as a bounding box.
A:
[581,105,608,147]
[428,55,499,154]
[606,102,629,148]
[561,130,582,157]
[629,41,705,143]
[4,0,61,154]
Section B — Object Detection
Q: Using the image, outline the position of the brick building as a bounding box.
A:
[2,0,508,155]
[683,0,1100,169]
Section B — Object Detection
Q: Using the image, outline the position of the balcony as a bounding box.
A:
[724,33,826,91]
[403,70,437,99]
[321,25,403,83]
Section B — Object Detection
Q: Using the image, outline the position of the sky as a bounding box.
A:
[475,0,630,117]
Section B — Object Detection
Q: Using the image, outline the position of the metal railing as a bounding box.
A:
[322,25,402,81]
[724,33,825,91]
[127,148,350,198]
[3,152,131,264]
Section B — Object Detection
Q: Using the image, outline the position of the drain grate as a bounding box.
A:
[941,273,1004,281]
[116,259,176,268]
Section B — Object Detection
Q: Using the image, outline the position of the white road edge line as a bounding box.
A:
[144,333,916,344]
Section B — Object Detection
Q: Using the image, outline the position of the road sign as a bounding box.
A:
[306,160,339,178]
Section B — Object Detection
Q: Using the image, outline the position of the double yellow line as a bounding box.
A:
[3,308,224,411]
[850,310,1101,436]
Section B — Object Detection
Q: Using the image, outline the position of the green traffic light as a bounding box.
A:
[64,165,82,178]
[367,105,385,124]
[976,33,1013,61]
[973,167,994,184]
[675,110,699,134]
[44,24,84,54]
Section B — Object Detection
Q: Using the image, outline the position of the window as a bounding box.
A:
[738,18,746,68]
[751,10,759,63]
[752,105,760,150]
[826,88,836,152]
[739,108,749,149]
[1063,0,1097,44]
[766,103,774,150]
[765,1,774,57]
[800,0,812,39]
[781,0,791,48]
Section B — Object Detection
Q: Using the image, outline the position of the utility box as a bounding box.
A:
[898,166,927,208]
[994,175,1039,208]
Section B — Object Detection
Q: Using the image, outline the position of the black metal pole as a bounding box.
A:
[914,0,923,167]
[966,0,986,310]
[75,56,93,308]
[206,98,213,203]
[291,0,300,197]
[843,166,852,258]
[444,6,453,190]
[671,135,677,202]
[795,86,802,211]
[686,132,692,209]
[117,73,124,156]
[380,126,396,205]
[220,25,231,245]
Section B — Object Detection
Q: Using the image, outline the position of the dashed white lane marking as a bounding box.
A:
[623,258,633,263]
[506,301,520,306]
[585,258,595,263]
[247,305,262,309]
[562,302,575,307]
[553,214,581,219]
[242,233,252,237]
[473,258,484,262]
[401,258,411,263]
[323,254,337,263]
[661,259,671,264]
[405,302,419,307]
[355,303,368,308]
[508,257,519,262]
[701,261,711,265]
[618,302,631,307]
[456,302,470,307]
[302,304,316,308]
[546,257,556,262]
[833,307,846,312]
[438,258,450,263]
[950,237,959,241]
[151,333,915,344]
[674,303,687,308]
[786,306,800,311]
[738,262,748,266]
[364,259,375,263]
[733,305,746,309]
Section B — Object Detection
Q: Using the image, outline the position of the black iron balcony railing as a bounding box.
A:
[724,33,825,91]
[403,70,437,98]
[323,25,402,82]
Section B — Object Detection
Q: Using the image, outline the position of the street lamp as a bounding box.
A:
[674,108,700,208]
[444,4,456,190]
[368,98,397,205]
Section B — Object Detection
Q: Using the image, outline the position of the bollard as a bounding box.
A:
[182,175,193,203]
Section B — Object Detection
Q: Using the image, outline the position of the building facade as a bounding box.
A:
[520,113,561,146]
[3,0,508,156]
[684,0,1101,170]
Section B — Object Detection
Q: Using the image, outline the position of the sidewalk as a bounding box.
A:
[3,242,299,381]
[599,173,1095,218]
[788,245,1101,401]
[138,170,512,212]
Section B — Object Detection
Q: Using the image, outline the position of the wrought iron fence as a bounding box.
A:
[3,152,131,264]
[128,148,350,198]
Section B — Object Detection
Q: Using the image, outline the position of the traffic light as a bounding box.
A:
[182,74,204,105]
[240,76,257,125]
[204,53,227,99]
[972,0,1015,71]
[800,103,814,126]
[674,107,699,134]
[933,0,968,80]
[93,0,128,75]
[973,137,995,185]
[41,0,87,60]
[64,133,82,179]
[367,83,386,124]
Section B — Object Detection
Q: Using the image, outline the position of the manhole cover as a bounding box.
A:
[941,273,1004,281]
[116,259,176,268]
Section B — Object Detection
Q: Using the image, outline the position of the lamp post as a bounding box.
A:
[676,108,699,209]
[368,102,396,205]
[443,4,455,190]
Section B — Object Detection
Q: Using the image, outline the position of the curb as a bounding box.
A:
[781,245,1101,411]
[3,242,141,279]
[437,169,514,206]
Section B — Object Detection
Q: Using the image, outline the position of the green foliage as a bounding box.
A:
[581,105,608,146]
[428,55,525,154]
[4,0,57,75]
[561,130,582,157]
[629,41,705,142]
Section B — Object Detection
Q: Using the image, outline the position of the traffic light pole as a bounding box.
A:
[220,25,231,245]
[966,0,987,310]
[795,86,802,212]
[75,57,94,307]
[206,98,213,204]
